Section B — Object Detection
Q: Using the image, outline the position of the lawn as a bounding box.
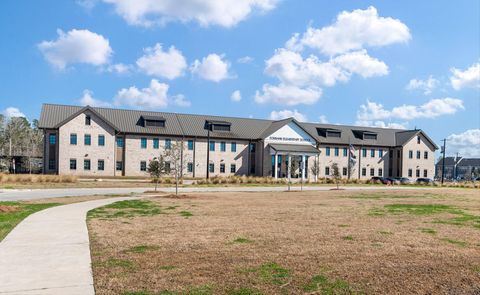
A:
[87,189,480,295]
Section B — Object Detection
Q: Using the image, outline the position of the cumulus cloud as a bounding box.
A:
[136,43,187,80]
[332,50,388,78]
[102,0,278,27]
[38,29,112,69]
[269,109,307,122]
[357,98,464,121]
[286,6,410,56]
[106,63,133,74]
[2,107,26,119]
[406,76,439,95]
[450,62,480,90]
[255,84,322,106]
[231,90,242,102]
[79,89,112,107]
[237,56,254,63]
[172,94,191,107]
[114,79,188,108]
[190,53,230,82]
[318,115,328,124]
[446,129,480,157]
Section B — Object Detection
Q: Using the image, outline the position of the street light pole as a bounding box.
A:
[206,122,211,180]
[441,138,446,185]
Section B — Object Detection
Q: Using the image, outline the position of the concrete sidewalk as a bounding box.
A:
[0,197,136,294]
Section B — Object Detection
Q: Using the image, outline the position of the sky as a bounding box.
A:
[0,0,479,157]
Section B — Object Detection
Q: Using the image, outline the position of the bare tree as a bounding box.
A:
[331,162,341,189]
[164,140,189,196]
[310,158,319,182]
[147,156,167,191]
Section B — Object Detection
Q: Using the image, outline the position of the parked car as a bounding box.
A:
[416,178,434,185]
[385,177,400,185]
[394,177,411,185]
[370,177,389,184]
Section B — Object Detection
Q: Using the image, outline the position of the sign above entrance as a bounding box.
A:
[265,121,316,146]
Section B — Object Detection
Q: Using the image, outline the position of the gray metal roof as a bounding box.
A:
[38,103,436,147]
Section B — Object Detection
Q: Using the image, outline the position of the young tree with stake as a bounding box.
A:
[331,162,341,190]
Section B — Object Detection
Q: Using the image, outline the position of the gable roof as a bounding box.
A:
[38,104,438,148]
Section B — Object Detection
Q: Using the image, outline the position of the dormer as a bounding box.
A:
[205,120,231,132]
[353,130,378,140]
[316,128,342,138]
[141,115,166,128]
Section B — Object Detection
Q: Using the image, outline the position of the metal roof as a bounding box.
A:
[38,103,436,147]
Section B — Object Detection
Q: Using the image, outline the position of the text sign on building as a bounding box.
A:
[267,136,312,143]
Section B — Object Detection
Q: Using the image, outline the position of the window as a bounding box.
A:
[362,168,366,176]
[98,135,105,146]
[220,142,226,152]
[145,119,165,128]
[326,147,330,156]
[416,169,420,177]
[141,138,147,149]
[49,134,56,145]
[84,159,91,170]
[70,159,76,170]
[409,150,413,159]
[325,167,330,175]
[424,151,428,159]
[70,134,77,145]
[397,150,401,157]
[116,137,124,148]
[165,162,171,173]
[230,164,236,173]
[85,115,91,125]
[379,150,383,158]
[416,151,421,159]
[116,161,123,171]
[423,169,428,177]
[408,169,413,177]
[326,130,341,137]
[378,168,383,176]
[342,167,347,176]
[388,168,392,177]
[209,140,215,151]
[98,160,104,171]
[334,147,339,156]
[370,149,375,157]
[165,139,171,150]
[187,140,194,151]
[343,148,348,157]
[209,163,214,173]
[220,163,225,173]
[364,133,377,140]
[212,124,231,132]
[231,142,237,152]
[153,138,159,149]
[370,168,375,176]
[362,148,367,157]
[84,134,91,146]
[187,162,193,173]
[48,159,55,170]
[389,150,393,159]
[249,143,256,153]
[417,136,421,144]
[140,161,147,171]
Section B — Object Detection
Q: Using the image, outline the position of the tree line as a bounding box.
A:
[0,114,43,173]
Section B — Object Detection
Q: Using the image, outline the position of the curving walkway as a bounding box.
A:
[0,197,136,295]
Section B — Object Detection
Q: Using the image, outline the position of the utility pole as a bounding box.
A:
[441,138,446,185]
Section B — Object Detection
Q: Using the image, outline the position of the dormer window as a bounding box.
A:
[326,130,341,138]
[206,120,231,132]
[363,132,377,140]
[141,115,166,128]
[353,130,377,140]
[85,115,91,125]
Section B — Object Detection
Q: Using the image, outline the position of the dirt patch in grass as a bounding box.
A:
[0,205,19,213]
[88,188,480,295]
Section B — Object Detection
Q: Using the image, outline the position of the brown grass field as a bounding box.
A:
[87,189,480,295]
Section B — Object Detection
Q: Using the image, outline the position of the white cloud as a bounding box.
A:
[356,98,464,128]
[255,84,322,106]
[446,129,480,157]
[332,50,388,78]
[190,53,230,82]
[231,90,242,102]
[106,63,133,74]
[406,76,439,95]
[450,62,480,90]
[114,79,186,108]
[102,0,278,27]
[269,109,307,122]
[237,56,254,63]
[136,44,187,80]
[79,89,112,107]
[2,107,26,119]
[38,29,112,70]
[286,6,410,56]
[172,95,191,107]
[318,115,328,124]
[76,0,97,10]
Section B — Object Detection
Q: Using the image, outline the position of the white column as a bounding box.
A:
[301,154,306,181]
[287,154,291,181]
[274,153,278,179]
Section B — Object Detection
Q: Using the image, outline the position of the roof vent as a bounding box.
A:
[141,115,165,128]
[205,120,231,132]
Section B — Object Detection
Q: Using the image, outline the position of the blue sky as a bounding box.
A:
[0,0,479,157]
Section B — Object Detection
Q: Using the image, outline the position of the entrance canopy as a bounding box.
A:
[269,143,319,155]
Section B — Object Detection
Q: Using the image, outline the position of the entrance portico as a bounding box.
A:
[269,143,319,181]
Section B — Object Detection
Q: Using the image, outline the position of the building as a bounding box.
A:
[38,104,438,180]
[435,157,480,180]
